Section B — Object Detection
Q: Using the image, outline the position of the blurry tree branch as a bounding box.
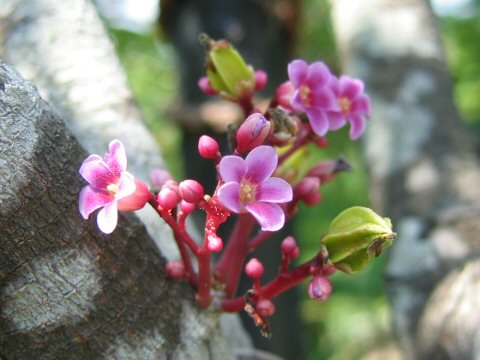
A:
[331,0,480,359]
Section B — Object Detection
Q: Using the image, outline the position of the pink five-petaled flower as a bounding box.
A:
[217,145,292,231]
[288,59,337,136]
[79,140,148,234]
[327,75,371,140]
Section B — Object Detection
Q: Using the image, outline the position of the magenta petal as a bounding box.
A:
[245,202,285,231]
[307,62,331,87]
[116,171,136,199]
[352,94,371,116]
[290,91,306,112]
[256,177,293,203]
[80,155,117,189]
[97,201,118,234]
[288,60,308,88]
[217,182,242,213]
[78,186,113,219]
[327,111,347,130]
[245,146,277,184]
[219,155,247,183]
[104,139,127,177]
[339,76,364,99]
[307,108,329,136]
[310,88,337,110]
[349,114,367,140]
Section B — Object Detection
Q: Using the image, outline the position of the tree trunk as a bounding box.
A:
[0,0,251,358]
[330,0,480,359]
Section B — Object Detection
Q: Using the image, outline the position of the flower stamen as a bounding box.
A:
[338,97,351,115]
[240,182,256,203]
[106,183,119,196]
[299,85,311,107]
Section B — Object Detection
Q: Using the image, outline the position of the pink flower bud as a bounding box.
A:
[281,236,299,259]
[198,76,217,95]
[150,169,173,189]
[163,179,180,194]
[180,200,196,215]
[307,158,351,184]
[117,179,152,211]
[207,233,223,252]
[256,299,275,317]
[245,258,264,279]
[179,179,204,204]
[235,113,271,154]
[295,177,320,201]
[198,135,220,159]
[254,70,268,90]
[307,275,332,302]
[275,81,295,110]
[157,187,179,210]
[165,260,185,280]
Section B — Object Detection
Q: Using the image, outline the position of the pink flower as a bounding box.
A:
[78,140,146,234]
[288,59,337,136]
[217,146,292,231]
[327,75,371,140]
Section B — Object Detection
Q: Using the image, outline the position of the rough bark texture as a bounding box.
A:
[330,1,480,359]
[0,0,252,358]
[0,61,235,359]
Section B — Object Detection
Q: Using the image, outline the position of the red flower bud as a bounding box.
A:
[254,70,268,90]
[117,180,152,211]
[275,81,295,110]
[150,168,173,189]
[179,200,196,215]
[157,187,179,210]
[307,275,332,302]
[198,135,220,159]
[235,113,271,154]
[295,177,320,202]
[207,233,223,252]
[198,76,218,95]
[245,258,265,279]
[179,179,204,204]
[281,236,299,259]
[165,261,186,280]
[256,299,275,317]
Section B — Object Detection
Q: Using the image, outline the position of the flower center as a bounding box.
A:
[106,183,119,196]
[240,182,256,204]
[299,85,311,107]
[338,97,351,114]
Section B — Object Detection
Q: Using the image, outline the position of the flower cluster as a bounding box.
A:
[78,36,394,336]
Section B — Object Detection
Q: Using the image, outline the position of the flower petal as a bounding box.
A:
[79,155,117,189]
[307,62,331,88]
[116,171,136,199]
[349,114,367,140]
[97,201,118,234]
[307,108,329,136]
[245,202,285,231]
[352,94,371,116]
[327,111,347,130]
[245,145,277,184]
[339,76,364,100]
[288,60,308,88]
[217,182,242,213]
[104,139,127,177]
[310,88,338,110]
[78,185,113,219]
[256,177,293,203]
[219,155,247,183]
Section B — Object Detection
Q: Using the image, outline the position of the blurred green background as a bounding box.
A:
[98,0,480,358]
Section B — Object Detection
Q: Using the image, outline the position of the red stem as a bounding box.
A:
[196,245,211,308]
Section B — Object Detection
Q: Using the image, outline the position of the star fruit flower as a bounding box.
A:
[78,140,150,234]
[288,59,337,136]
[217,145,293,231]
[327,75,371,140]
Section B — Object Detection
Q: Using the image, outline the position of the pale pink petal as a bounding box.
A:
[290,90,306,112]
[78,186,113,219]
[352,94,371,116]
[288,60,308,88]
[349,114,367,140]
[217,182,242,213]
[256,177,293,203]
[97,201,118,234]
[327,111,347,130]
[104,140,127,177]
[116,171,136,199]
[245,202,285,231]
[79,155,117,189]
[307,108,329,136]
[219,155,247,183]
[245,146,277,184]
[339,76,363,99]
[310,88,338,110]
[307,62,331,88]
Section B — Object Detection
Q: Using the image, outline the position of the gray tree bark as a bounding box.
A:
[0,0,252,358]
[330,0,480,359]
